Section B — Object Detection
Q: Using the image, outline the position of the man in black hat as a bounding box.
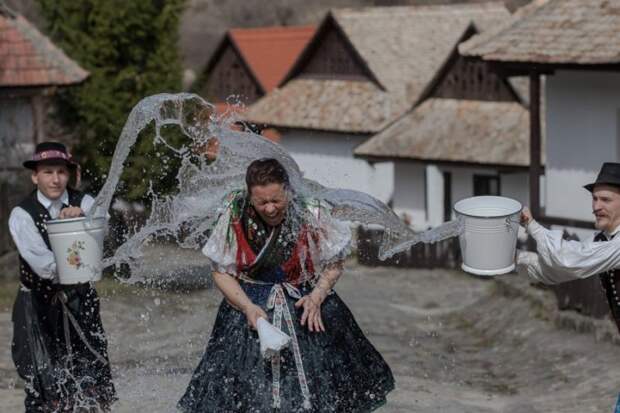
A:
[520,162,620,334]
[9,142,116,411]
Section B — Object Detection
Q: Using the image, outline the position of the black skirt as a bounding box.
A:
[178,282,394,412]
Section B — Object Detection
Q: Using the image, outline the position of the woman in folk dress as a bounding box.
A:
[178,158,394,412]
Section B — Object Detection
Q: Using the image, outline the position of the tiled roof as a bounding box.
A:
[214,102,245,116]
[354,98,533,167]
[0,8,88,87]
[460,0,620,64]
[229,25,315,92]
[246,3,511,133]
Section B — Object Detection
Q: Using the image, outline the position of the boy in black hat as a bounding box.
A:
[9,142,116,411]
[520,162,620,334]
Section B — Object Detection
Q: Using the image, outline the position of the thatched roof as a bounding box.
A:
[460,0,620,65]
[331,3,509,100]
[245,78,408,134]
[246,2,510,133]
[354,98,532,167]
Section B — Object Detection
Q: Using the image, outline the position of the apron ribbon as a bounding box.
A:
[238,275,312,410]
[53,291,108,366]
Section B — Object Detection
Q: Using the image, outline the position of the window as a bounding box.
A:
[473,174,500,196]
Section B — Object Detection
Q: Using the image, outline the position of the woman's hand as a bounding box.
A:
[243,303,268,330]
[212,271,266,330]
[295,291,325,333]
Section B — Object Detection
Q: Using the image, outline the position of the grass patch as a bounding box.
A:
[0,275,143,311]
[95,276,143,298]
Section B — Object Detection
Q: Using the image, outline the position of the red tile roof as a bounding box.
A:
[214,102,245,117]
[229,26,315,93]
[0,8,88,87]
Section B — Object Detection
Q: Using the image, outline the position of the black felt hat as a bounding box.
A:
[23,141,78,170]
[584,162,620,192]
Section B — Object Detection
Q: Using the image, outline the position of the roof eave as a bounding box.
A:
[241,119,378,135]
[354,153,536,170]
[461,58,620,76]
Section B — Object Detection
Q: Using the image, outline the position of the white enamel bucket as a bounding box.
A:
[453,196,522,276]
[46,217,106,284]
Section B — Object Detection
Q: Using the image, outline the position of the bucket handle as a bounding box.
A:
[505,217,520,231]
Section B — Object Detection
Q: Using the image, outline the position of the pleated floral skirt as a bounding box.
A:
[178,282,394,412]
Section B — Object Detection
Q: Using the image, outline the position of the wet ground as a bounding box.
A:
[1,262,619,412]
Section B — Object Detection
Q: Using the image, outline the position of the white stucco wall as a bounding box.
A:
[500,172,530,207]
[391,162,529,227]
[392,161,427,230]
[426,165,444,227]
[279,130,394,203]
[438,166,528,221]
[545,70,620,222]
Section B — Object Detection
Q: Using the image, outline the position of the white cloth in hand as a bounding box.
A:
[257,317,291,359]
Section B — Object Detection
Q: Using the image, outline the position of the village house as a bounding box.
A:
[0,5,87,170]
[460,0,620,234]
[196,25,314,115]
[354,18,531,230]
[460,0,620,319]
[0,5,88,254]
[244,3,516,207]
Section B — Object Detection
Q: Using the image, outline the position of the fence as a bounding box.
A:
[357,226,611,320]
[0,181,9,255]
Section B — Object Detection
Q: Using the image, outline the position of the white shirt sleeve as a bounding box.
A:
[80,194,110,224]
[202,206,239,275]
[521,220,620,284]
[8,207,57,280]
[81,194,95,214]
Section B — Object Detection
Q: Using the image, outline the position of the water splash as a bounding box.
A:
[89,93,463,282]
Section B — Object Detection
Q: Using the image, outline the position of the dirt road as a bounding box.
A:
[1,263,619,412]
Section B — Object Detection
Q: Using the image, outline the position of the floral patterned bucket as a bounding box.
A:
[46,216,106,284]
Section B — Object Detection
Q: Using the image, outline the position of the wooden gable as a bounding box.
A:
[431,54,517,102]
[200,38,262,105]
[282,14,377,84]
[424,25,520,103]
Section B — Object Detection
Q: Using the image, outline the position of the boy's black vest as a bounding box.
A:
[17,189,85,291]
[600,271,620,333]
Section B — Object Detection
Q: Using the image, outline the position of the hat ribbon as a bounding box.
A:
[33,150,71,162]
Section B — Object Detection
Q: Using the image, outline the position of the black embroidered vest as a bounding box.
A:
[599,271,620,333]
[17,189,85,291]
[595,232,620,333]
